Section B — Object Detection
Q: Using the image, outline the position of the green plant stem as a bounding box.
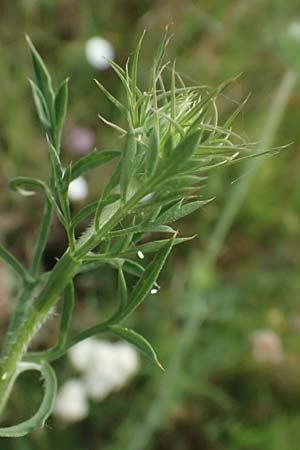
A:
[29,197,53,277]
[2,172,55,362]
[0,178,158,411]
[0,251,79,409]
[1,285,35,354]
[120,69,298,450]
[1,122,61,370]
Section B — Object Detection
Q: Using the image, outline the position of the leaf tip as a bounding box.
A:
[157,359,165,371]
[25,33,32,46]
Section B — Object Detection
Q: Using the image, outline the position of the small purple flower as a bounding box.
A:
[64,126,95,155]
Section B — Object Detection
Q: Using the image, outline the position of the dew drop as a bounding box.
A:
[138,251,144,260]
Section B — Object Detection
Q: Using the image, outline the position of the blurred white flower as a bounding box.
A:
[286,21,300,42]
[68,338,140,401]
[85,37,115,70]
[251,329,284,364]
[68,338,100,371]
[53,379,89,423]
[64,126,95,155]
[68,176,89,202]
[113,342,140,379]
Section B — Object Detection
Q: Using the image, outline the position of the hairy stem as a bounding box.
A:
[0,178,155,412]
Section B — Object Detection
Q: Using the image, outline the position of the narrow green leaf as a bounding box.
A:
[55,78,69,132]
[146,128,159,177]
[61,164,72,194]
[131,30,146,123]
[111,229,134,254]
[118,237,175,320]
[118,266,128,311]
[122,236,194,257]
[162,175,202,190]
[72,200,98,228]
[156,199,213,224]
[29,198,52,277]
[28,79,51,129]
[221,94,250,133]
[94,184,115,230]
[122,259,145,277]
[78,257,144,279]
[109,325,164,370]
[109,224,175,238]
[65,240,174,350]
[182,77,237,128]
[94,79,128,114]
[9,177,65,225]
[47,138,63,187]
[120,131,137,202]
[152,26,172,77]
[72,194,120,229]
[57,282,75,348]
[144,224,176,233]
[171,60,176,121]
[140,27,171,124]
[133,193,182,214]
[0,243,33,284]
[164,134,174,158]
[26,35,54,106]
[0,361,57,437]
[107,59,133,107]
[162,130,200,173]
[70,149,120,181]
[98,113,127,134]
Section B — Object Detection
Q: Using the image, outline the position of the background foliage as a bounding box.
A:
[1,1,300,449]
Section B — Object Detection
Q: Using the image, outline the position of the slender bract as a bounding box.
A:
[0,33,254,436]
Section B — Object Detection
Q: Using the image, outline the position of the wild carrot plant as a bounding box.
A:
[0,31,258,436]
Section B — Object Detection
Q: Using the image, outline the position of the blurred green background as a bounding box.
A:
[1,1,300,449]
